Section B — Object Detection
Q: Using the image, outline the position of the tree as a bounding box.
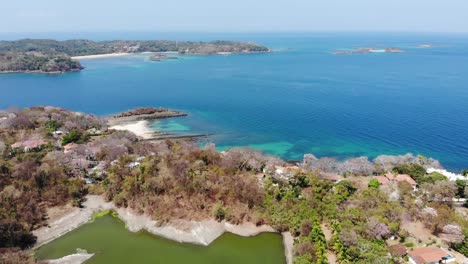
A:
[212,203,226,221]
[393,164,426,183]
[366,218,390,240]
[45,120,60,131]
[0,222,37,249]
[0,249,35,264]
[368,179,380,189]
[310,223,328,264]
[455,180,466,198]
[339,157,375,176]
[6,113,34,129]
[420,181,457,204]
[440,224,464,244]
[62,129,88,145]
[420,172,447,184]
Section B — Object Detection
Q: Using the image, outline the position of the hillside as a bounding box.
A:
[0,52,83,73]
[1,106,468,263]
[0,39,270,56]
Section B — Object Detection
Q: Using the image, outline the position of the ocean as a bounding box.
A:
[1,32,467,170]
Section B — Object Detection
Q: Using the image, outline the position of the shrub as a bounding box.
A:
[393,164,426,183]
[45,120,60,131]
[62,129,88,145]
[213,203,226,221]
[368,179,380,189]
[404,242,414,248]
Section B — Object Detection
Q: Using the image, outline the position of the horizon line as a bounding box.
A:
[1,29,468,34]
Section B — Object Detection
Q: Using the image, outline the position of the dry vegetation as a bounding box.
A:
[1,106,468,264]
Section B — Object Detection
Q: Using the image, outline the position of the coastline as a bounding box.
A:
[70,50,271,60]
[107,108,191,140]
[46,250,94,264]
[71,53,132,60]
[0,69,82,74]
[109,120,155,139]
[34,195,293,264]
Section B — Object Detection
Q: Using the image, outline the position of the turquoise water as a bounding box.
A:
[1,33,468,169]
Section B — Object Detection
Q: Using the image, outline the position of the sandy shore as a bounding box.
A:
[71,53,132,60]
[34,195,293,264]
[109,120,155,139]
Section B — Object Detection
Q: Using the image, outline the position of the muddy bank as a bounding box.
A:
[45,249,94,264]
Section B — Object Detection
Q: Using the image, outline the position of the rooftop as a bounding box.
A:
[408,247,453,264]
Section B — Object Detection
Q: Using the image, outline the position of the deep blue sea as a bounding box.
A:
[1,32,468,170]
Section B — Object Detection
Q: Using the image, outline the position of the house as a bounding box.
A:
[394,174,417,190]
[374,173,418,191]
[11,139,47,152]
[375,176,391,185]
[408,247,455,264]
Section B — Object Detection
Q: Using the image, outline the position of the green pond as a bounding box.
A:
[36,212,286,264]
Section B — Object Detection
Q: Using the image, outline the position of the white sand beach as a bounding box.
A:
[71,53,132,60]
[109,120,154,139]
[34,195,293,264]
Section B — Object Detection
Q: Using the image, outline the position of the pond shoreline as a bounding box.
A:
[34,195,293,264]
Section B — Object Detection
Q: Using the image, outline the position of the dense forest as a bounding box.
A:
[1,106,468,263]
[0,52,83,73]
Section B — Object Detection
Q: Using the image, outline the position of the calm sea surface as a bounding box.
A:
[1,32,467,170]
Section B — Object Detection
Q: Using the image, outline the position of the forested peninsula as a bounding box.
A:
[0,39,270,73]
[2,106,468,263]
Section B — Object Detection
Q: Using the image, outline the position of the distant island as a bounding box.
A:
[0,39,270,73]
[148,53,179,62]
[333,47,405,55]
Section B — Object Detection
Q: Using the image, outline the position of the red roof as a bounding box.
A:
[395,174,417,186]
[385,172,396,180]
[408,247,452,264]
[375,176,390,185]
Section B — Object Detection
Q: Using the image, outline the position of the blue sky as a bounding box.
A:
[2,0,467,33]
